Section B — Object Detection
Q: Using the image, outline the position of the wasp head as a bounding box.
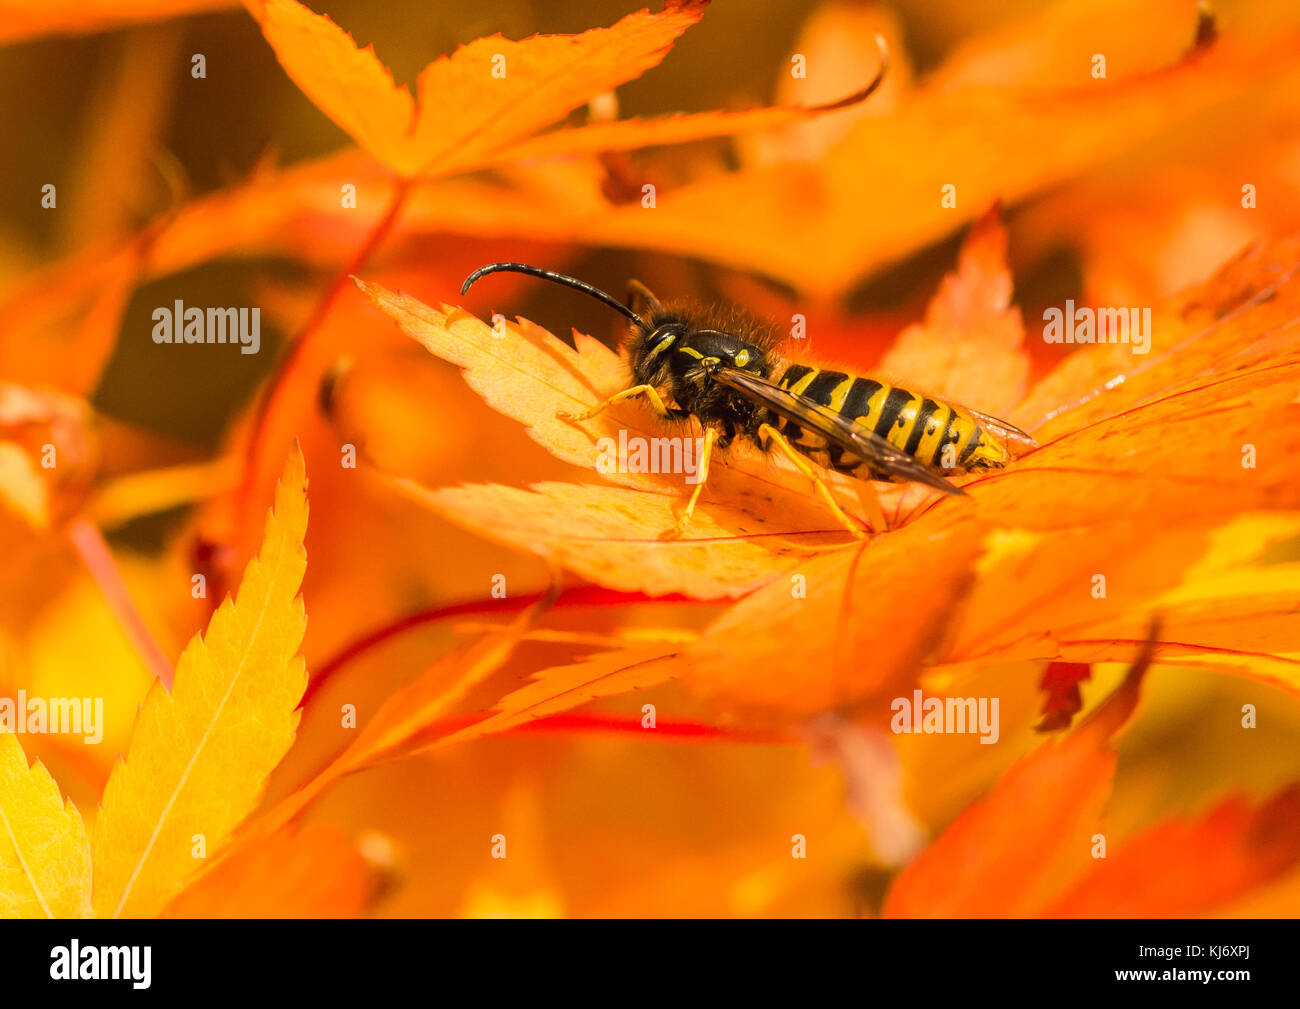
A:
[628,307,780,442]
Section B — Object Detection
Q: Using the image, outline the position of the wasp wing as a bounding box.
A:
[709,365,966,497]
[955,404,1038,455]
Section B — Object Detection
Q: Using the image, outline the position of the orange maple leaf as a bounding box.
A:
[251,0,885,180]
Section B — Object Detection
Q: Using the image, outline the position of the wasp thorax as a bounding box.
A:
[622,315,778,445]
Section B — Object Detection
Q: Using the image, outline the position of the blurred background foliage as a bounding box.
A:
[3,0,1300,917]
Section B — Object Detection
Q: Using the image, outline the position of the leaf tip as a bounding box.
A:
[277,441,309,514]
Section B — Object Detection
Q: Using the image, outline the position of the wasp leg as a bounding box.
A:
[660,425,718,540]
[758,423,871,539]
[558,383,671,422]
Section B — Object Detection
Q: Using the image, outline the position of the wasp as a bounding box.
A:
[460,263,1037,538]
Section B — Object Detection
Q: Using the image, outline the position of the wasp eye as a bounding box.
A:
[734,349,751,367]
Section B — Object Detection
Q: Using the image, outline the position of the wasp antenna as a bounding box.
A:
[461,262,651,333]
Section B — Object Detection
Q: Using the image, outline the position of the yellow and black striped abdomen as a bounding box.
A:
[773,363,1007,479]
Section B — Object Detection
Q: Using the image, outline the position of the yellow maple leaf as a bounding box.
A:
[0,731,92,918]
[90,446,309,918]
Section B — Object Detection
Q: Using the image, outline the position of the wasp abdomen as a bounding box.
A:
[774,363,1006,478]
